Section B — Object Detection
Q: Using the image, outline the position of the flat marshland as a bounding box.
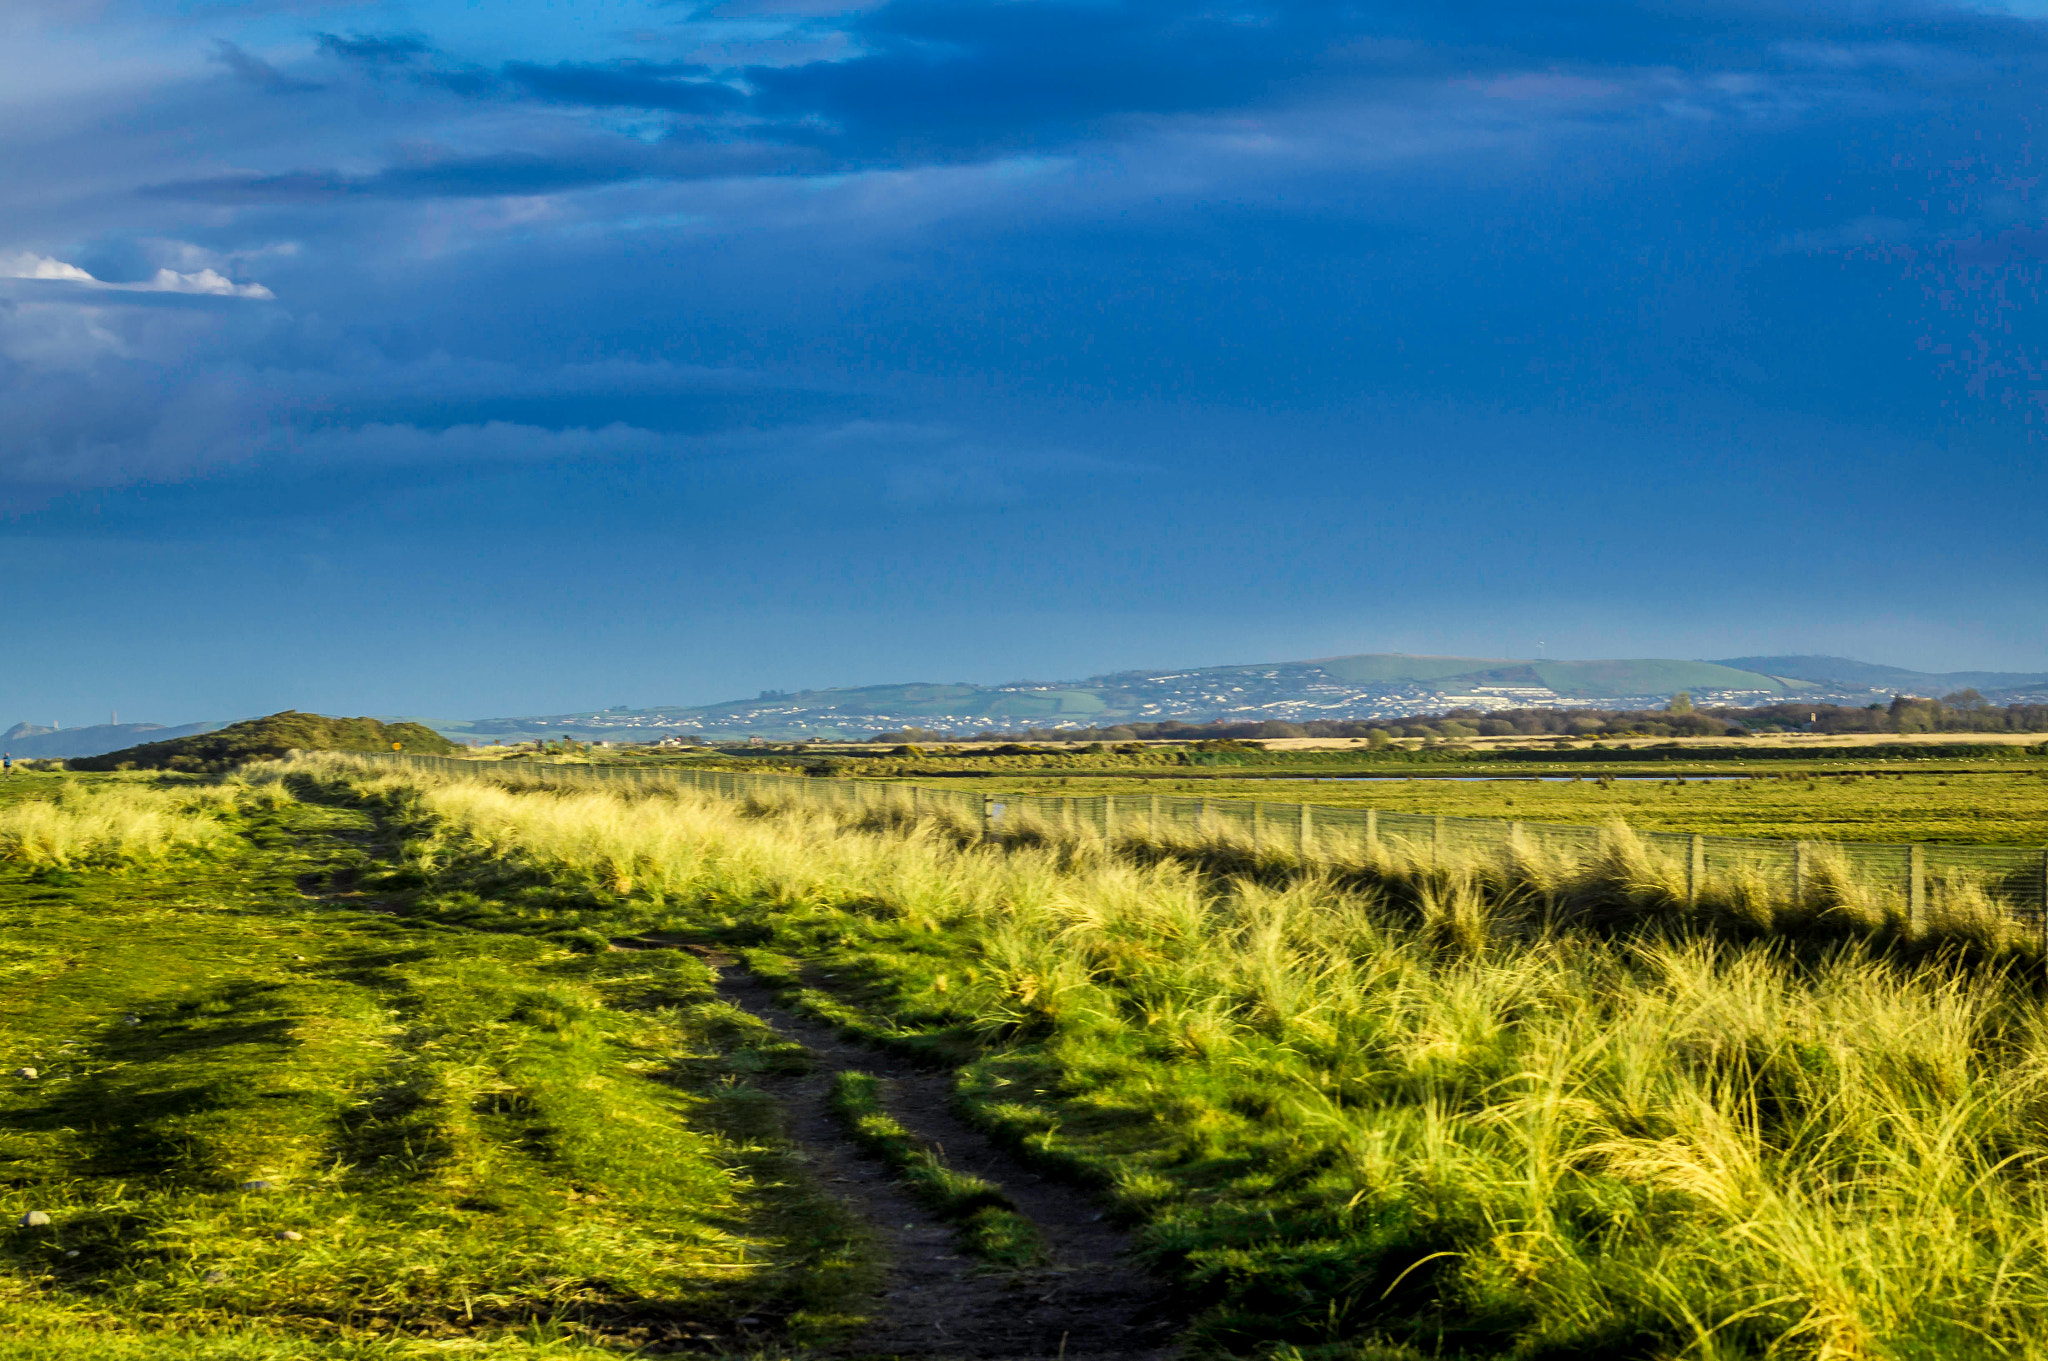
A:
[8,758,2048,1359]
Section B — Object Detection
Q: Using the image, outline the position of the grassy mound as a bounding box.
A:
[68,712,456,773]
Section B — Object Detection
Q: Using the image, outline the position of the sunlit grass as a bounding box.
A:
[308,751,2048,1358]
[0,778,271,867]
[986,766,2048,845]
[0,774,871,1357]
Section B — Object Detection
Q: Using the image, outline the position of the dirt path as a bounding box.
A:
[630,939,1180,1361]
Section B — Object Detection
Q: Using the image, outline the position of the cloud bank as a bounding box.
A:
[0,0,2045,720]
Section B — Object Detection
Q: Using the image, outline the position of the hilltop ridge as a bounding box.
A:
[1,720,226,760]
[31,655,2038,757]
[416,650,2048,744]
[1710,656,2048,693]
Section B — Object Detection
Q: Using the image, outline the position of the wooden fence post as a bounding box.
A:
[1149,794,1161,838]
[1792,841,1807,906]
[1688,834,1704,907]
[1908,844,1926,932]
[1104,794,1117,839]
[1252,802,1264,853]
[981,793,994,840]
[1298,803,1312,858]
[2038,848,2047,952]
[1365,808,1378,858]
[1432,814,1445,865]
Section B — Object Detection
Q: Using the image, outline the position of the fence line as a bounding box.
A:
[346,751,2048,931]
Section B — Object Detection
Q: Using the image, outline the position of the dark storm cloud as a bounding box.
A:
[313,37,751,114]
[743,0,1359,152]
[144,136,813,202]
[315,32,434,65]
[276,0,2048,180]
[149,157,646,202]
[501,61,746,114]
[730,0,2048,159]
[1358,0,2048,66]
[211,39,324,93]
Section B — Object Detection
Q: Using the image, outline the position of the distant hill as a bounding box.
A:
[1283,654,1803,695]
[421,651,1832,742]
[1713,655,2048,695]
[1,720,227,760]
[68,711,457,773]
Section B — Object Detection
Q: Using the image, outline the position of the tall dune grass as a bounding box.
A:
[290,753,2048,1357]
[0,780,252,868]
[1107,810,2037,959]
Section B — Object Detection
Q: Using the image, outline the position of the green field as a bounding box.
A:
[0,773,869,1358]
[965,769,2048,845]
[10,759,2048,1359]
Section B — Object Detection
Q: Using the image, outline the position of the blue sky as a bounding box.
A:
[3,0,2046,725]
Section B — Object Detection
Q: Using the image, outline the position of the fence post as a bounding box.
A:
[1252,801,1264,854]
[1432,814,1445,866]
[1365,807,1378,858]
[2038,848,2047,953]
[1792,841,1807,907]
[1908,844,1925,932]
[982,793,994,840]
[1688,835,1704,907]
[1149,794,1161,838]
[1507,821,1522,873]
[1298,803,1312,858]
[1198,798,1210,836]
[1104,794,1117,839]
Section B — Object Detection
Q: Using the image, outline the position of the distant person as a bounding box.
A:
[2,753,11,774]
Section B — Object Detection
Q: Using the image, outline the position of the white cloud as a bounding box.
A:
[136,266,275,298]
[1,252,95,283]
[0,251,274,299]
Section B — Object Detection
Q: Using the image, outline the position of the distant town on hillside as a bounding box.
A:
[11,652,2047,759]
[421,652,2048,745]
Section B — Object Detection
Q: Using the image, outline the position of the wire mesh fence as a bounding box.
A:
[351,752,2048,933]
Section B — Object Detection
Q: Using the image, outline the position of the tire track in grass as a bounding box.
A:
[625,938,1180,1361]
[827,1070,1047,1271]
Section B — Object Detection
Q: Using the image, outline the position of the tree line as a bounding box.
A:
[872,692,2048,746]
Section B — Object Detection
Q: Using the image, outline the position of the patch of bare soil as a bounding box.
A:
[633,938,1182,1361]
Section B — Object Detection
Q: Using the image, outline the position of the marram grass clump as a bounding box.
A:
[0,779,257,868]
